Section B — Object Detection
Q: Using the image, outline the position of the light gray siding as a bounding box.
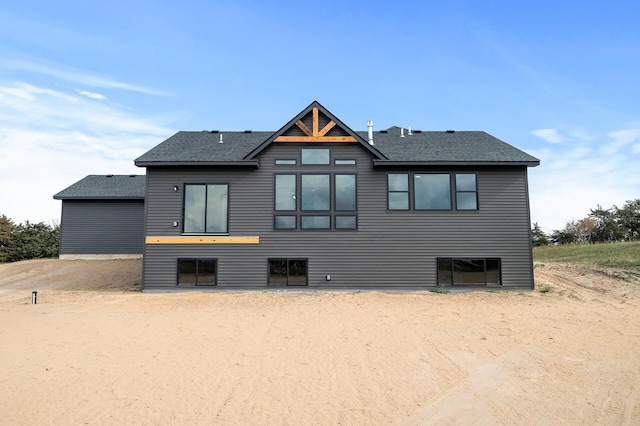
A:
[59,200,144,255]
[142,143,534,290]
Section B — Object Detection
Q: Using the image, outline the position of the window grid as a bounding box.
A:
[274,172,357,230]
[387,172,479,211]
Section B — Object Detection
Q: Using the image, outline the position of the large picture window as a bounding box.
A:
[274,173,357,230]
[184,184,228,233]
[415,174,451,210]
[301,174,330,211]
[178,259,217,286]
[437,258,501,286]
[268,259,308,286]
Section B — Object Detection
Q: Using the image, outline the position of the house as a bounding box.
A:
[53,174,145,259]
[133,101,540,290]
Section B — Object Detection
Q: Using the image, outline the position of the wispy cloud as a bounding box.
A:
[0,81,173,223]
[78,90,107,100]
[528,123,640,232]
[1,58,166,96]
[531,128,564,143]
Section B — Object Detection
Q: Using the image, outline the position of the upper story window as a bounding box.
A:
[274,173,357,230]
[301,148,330,165]
[387,172,478,211]
[301,175,330,211]
[275,159,297,165]
[415,174,451,210]
[455,174,478,210]
[184,184,228,233]
[334,159,356,165]
[387,173,409,210]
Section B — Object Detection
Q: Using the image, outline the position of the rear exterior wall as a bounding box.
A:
[142,143,534,289]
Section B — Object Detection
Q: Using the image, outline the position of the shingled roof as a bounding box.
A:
[134,101,539,167]
[362,127,540,166]
[135,128,539,167]
[53,175,146,200]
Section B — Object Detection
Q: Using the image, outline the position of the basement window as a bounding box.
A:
[437,258,501,286]
[268,259,308,286]
[178,259,217,286]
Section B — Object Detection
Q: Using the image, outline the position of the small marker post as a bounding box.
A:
[32,291,38,304]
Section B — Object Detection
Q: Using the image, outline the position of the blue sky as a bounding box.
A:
[1,0,639,232]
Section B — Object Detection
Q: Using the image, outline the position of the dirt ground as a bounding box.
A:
[0,259,638,425]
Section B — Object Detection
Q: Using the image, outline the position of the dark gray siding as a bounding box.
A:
[143,143,534,289]
[59,200,144,255]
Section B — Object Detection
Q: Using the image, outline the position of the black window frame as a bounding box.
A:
[301,148,330,165]
[436,258,501,286]
[274,171,358,231]
[414,173,453,211]
[334,173,357,211]
[387,172,480,212]
[454,173,479,211]
[300,173,331,212]
[274,173,297,212]
[335,215,358,230]
[177,258,217,286]
[268,258,308,286]
[275,159,297,165]
[334,159,357,165]
[183,183,229,234]
[387,173,410,211]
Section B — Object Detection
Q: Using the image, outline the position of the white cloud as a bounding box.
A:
[528,126,640,233]
[0,81,173,224]
[531,128,564,143]
[602,127,640,155]
[1,58,166,96]
[78,90,107,100]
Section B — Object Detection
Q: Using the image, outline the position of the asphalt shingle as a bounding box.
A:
[53,175,146,200]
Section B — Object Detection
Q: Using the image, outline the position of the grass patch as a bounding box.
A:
[533,241,640,269]
[429,288,450,294]
[538,285,551,293]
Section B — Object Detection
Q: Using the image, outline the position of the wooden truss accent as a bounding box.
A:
[275,107,357,143]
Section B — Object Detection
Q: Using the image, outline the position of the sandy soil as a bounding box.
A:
[0,259,639,425]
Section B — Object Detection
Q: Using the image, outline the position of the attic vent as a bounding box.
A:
[446,130,455,133]
[106,174,114,177]
[244,130,252,133]
[380,130,388,133]
[210,130,219,133]
[129,174,136,177]
[414,130,422,133]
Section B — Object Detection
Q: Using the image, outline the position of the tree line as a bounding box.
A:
[532,199,640,246]
[0,214,60,263]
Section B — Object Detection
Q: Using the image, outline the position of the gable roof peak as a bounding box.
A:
[243,101,387,160]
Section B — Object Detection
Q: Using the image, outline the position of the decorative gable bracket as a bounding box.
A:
[274,107,357,143]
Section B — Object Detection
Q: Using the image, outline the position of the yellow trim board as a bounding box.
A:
[146,236,259,244]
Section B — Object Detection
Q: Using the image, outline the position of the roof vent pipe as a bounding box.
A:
[408,126,412,136]
[400,127,405,138]
[219,134,223,144]
[367,120,374,145]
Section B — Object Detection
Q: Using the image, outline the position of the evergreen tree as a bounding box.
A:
[531,223,550,246]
